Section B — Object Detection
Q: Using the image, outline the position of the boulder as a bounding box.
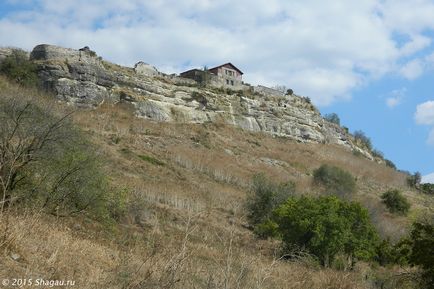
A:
[134,61,159,76]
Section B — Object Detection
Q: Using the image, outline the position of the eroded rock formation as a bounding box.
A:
[8,44,372,157]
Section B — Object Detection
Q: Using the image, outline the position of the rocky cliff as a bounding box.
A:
[19,44,370,157]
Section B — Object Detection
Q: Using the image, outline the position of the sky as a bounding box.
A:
[0,0,433,182]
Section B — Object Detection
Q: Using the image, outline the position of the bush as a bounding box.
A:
[371,149,384,159]
[0,48,39,87]
[313,164,356,198]
[381,189,411,215]
[384,159,397,170]
[0,94,119,219]
[407,172,421,188]
[420,183,434,195]
[353,130,372,151]
[324,113,340,125]
[246,174,295,229]
[407,221,434,288]
[270,196,379,267]
[375,238,411,266]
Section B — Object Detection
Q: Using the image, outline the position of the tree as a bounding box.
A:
[384,159,397,170]
[407,172,422,188]
[0,48,39,87]
[353,130,372,151]
[420,183,434,195]
[199,66,211,87]
[324,113,340,125]
[271,196,378,267]
[407,221,434,288]
[0,93,115,218]
[381,189,411,215]
[245,174,295,228]
[313,164,356,198]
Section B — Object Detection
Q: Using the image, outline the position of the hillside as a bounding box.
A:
[0,47,433,289]
[27,44,374,157]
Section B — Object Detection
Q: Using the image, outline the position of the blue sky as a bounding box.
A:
[0,0,433,181]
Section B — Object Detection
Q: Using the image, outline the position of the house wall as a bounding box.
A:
[209,65,243,89]
[180,65,247,90]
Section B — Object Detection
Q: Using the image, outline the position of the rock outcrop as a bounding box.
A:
[28,44,372,157]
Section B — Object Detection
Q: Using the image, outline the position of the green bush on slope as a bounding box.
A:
[313,164,356,198]
[266,195,379,267]
[0,92,122,219]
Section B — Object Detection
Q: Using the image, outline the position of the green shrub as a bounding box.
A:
[324,113,340,125]
[353,130,372,151]
[0,94,120,219]
[372,149,384,159]
[384,159,397,170]
[420,183,434,195]
[246,174,295,228]
[407,172,421,188]
[269,195,379,267]
[375,238,411,266]
[0,48,39,87]
[313,164,356,198]
[407,221,434,288]
[381,189,411,215]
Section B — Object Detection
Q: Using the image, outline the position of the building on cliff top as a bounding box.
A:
[180,62,244,89]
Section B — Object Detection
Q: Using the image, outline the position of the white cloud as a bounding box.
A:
[415,101,434,125]
[422,172,434,183]
[1,0,434,105]
[386,97,400,108]
[399,59,424,80]
[386,87,406,108]
[415,101,434,147]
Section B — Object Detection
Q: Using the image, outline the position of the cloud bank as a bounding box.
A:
[1,0,434,105]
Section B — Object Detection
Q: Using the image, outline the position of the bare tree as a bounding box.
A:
[0,93,110,217]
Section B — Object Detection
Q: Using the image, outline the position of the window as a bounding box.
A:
[226,79,230,85]
[230,80,234,85]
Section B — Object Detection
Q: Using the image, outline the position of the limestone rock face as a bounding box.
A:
[0,47,14,63]
[29,44,372,156]
[134,61,159,76]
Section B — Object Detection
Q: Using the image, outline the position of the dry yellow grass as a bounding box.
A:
[0,77,430,288]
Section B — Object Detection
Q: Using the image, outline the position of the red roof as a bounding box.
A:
[209,63,243,75]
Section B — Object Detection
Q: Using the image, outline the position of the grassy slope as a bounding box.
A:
[1,77,431,289]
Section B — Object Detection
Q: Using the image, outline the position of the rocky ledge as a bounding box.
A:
[13,44,371,157]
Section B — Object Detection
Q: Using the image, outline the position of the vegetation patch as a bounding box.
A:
[0,93,122,219]
[313,164,356,198]
[381,189,411,215]
[245,174,295,230]
[0,48,39,87]
[138,154,165,166]
[265,195,379,267]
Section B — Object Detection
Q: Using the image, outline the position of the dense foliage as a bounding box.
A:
[381,189,411,215]
[407,172,422,188]
[0,94,122,219]
[313,164,356,198]
[353,130,372,151]
[420,183,434,194]
[406,221,434,288]
[246,174,295,230]
[0,48,39,87]
[384,159,397,170]
[324,113,340,125]
[268,196,379,267]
